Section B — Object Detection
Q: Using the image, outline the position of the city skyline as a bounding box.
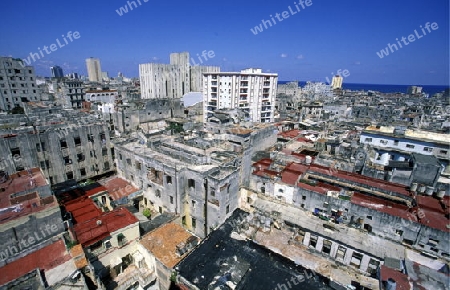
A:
[1,0,448,85]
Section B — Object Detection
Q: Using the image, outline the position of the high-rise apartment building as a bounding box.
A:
[85,57,102,82]
[0,56,40,111]
[139,63,182,99]
[170,52,190,94]
[50,65,64,78]
[331,75,343,90]
[190,65,220,92]
[203,68,278,123]
[140,52,221,98]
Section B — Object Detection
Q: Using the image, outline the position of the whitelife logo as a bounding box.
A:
[376,22,439,59]
[0,223,61,261]
[116,0,149,16]
[250,0,313,35]
[21,31,81,67]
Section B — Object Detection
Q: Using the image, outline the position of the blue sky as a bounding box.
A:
[1,0,448,85]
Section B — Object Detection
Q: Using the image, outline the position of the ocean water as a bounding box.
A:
[279,81,449,96]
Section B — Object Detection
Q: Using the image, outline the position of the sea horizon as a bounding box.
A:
[278,81,449,95]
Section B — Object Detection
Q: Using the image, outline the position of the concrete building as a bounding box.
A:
[114,133,242,238]
[85,57,102,83]
[139,63,183,99]
[302,82,333,100]
[407,86,423,95]
[140,52,221,98]
[50,66,64,78]
[277,81,301,97]
[190,65,220,92]
[63,79,85,109]
[203,68,278,123]
[0,57,40,111]
[170,52,190,94]
[85,89,119,114]
[0,104,114,185]
[113,98,184,134]
[139,222,198,290]
[57,183,154,290]
[175,209,334,290]
[330,75,343,90]
[360,125,450,166]
[247,154,450,264]
[0,168,65,267]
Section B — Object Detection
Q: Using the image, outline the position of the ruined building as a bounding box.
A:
[114,133,241,238]
[0,56,40,112]
[0,103,114,185]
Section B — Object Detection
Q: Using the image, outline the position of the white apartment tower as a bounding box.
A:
[0,57,40,111]
[203,68,278,123]
[85,57,102,82]
[331,75,343,90]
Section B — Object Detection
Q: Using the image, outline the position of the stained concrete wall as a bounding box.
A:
[0,206,65,267]
[0,122,114,185]
[114,98,183,134]
[115,138,240,238]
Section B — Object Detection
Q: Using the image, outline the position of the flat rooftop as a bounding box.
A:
[252,158,450,232]
[176,209,332,290]
[98,176,139,201]
[140,222,197,268]
[0,168,57,224]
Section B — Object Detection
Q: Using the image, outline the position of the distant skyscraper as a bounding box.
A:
[50,66,64,78]
[331,75,343,90]
[85,57,102,82]
[170,52,190,94]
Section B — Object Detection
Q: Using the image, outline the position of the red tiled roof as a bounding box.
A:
[351,192,415,221]
[296,137,313,143]
[64,196,102,224]
[379,265,411,290]
[309,164,410,196]
[99,177,139,200]
[278,129,301,139]
[281,163,308,185]
[0,239,71,285]
[297,181,328,194]
[84,185,108,197]
[74,207,138,247]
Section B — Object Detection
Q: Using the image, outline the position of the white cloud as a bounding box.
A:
[296,54,304,59]
[280,53,288,58]
[354,61,361,65]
